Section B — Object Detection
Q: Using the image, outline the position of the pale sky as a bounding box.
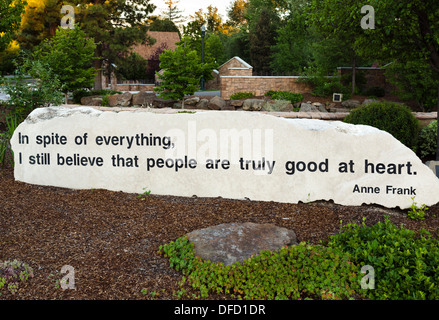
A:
[150,0,231,23]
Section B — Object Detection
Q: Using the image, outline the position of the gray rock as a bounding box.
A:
[132,91,155,106]
[184,97,200,106]
[312,102,328,112]
[341,99,361,108]
[242,99,264,111]
[230,100,244,107]
[152,97,176,108]
[362,99,379,106]
[186,222,297,266]
[80,95,102,106]
[208,96,226,110]
[299,103,319,112]
[195,99,209,110]
[107,92,133,107]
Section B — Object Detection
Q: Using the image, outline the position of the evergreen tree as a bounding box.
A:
[34,25,97,103]
[161,0,184,24]
[249,8,277,74]
[154,45,212,108]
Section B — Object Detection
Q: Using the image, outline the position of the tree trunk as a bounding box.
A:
[93,59,102,91]
[64,93,68,105]
[352,54,357,96]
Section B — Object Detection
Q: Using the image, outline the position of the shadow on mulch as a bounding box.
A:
[1,168,438,300]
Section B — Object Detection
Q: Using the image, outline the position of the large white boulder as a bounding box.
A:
[11,106,439,209]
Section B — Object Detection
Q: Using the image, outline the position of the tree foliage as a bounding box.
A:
[0,0,26,52]
[154,45,212,106]
[34,25,97,101]
[161,0,184,24]
[249,8,277,73]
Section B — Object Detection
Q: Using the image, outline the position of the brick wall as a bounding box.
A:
[220,76,312,99]
[112,83,155,92]
[218,60,252,76]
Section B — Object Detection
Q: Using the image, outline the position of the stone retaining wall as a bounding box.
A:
[220,76,313,99]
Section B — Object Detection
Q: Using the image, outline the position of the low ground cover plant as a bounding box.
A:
[328,216,439,300]
[230,92,255,100]
[265,90,303,105]
[160,217,439,300]
[0,259,34,295]
[159,236,362,300]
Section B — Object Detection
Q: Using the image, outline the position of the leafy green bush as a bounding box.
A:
[0,259,34,295]
[230,92,255,100]
[0,112,19,167]
[417,120,437,160]
[159,236,361,300]
[1,59,64,120]
[265,90,303,105]
[344,101,420,149]
[328,217,439,300]
[73,89,121,104]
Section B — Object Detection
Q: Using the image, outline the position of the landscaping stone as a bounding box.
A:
[195,99,209,110]
[230,100,244,107]
[299,103,319,112]
[80,95,102,106]
[208,96,226,110]
[341,99,361,108]
[362,99,379,106]
[107,92,133,107]
[186,222,298,266]
[184,97,200,106]
[220,101,235,111]
[152,97,176,108]
[132,91,155,106]
[242,99,264,111]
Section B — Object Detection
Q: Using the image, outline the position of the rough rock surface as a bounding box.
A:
[108,92,133,107]
[208,96,226,110]
[186,222,298,266]
[184,97,200,106]
[80,95,102,106]
[132,91,155,106]
[300,103,319,113]
[242,99,264,111]
[341,99,361,108]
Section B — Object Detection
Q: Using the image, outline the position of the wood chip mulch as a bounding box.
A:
[1,168,439,300]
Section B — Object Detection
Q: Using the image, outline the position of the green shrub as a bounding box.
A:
[0,112,19,167]
[344,101,420,149]
[328,217,439,300]
[265,90,303,105]
[230,92,255,100]
[159,236,361,300]
[417,120,437,160]
[1,59,64,120]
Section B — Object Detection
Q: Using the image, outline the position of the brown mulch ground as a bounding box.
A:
[1,167,439,301]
